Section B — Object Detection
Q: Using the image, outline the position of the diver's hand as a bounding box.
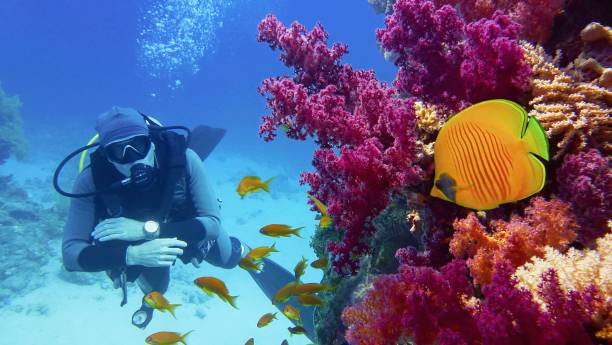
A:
[126,238,187,267]
[92,217,146,242]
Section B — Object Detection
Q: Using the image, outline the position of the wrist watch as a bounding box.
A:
[143,220,160,240]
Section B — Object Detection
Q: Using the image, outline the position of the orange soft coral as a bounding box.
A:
[450,197,578,286]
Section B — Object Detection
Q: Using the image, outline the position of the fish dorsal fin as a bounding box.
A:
[448,99,527,141]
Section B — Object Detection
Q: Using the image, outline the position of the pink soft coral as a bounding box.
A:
[257,15,423,274]
[343,260,598,345]
[376,0,531,112]
[434,0,564,42]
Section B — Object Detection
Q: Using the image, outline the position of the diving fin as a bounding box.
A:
[245,254,317,342]
[188,125,226,161]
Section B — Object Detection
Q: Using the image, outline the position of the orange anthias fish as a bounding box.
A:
[237,176,274,199]
[246,243,279,260]
[293,257,308,281]
[194,276,238,309]
[307,193,332,229]
[239,257,263,272]
[292,283,334,296]
[282,304,301,321]
[430,99,549,210]
[297,293,325,306]
[310,256,328,269]
[245,338,255,345]
[144,291,182,319]
[260,224,304,238]
[145,330,193,345]
[257,312,278,328]
[273,281,298,304]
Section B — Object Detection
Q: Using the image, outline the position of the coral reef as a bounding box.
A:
[435,0,565,42]
[258,2,611,344]
[449,197,578,286]
[556,149,612,246]
[0,176,77,304]
[514,233,611,322]
[343,259,599,345]
[376,0,531,112]
[257,14,423,274]
[0,82,27,160]
[522,40,612,159]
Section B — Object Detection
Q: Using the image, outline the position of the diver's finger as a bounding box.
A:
[98,233,123,242]
[162,247,184,256]
[157,259,175,267]
[159,238,188,248]
[94,228,121,240]
[159,254,178,262]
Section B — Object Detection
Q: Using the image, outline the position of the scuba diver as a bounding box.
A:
[55,106,315,341]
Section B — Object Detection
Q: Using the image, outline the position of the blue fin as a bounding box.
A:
[188,125,226,161]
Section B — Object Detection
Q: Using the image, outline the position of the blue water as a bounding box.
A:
[0,1,396,344]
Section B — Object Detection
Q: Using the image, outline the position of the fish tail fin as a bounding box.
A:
[292,226,304,238]
[262,177,275,192]
[227,295,239,309]
[180,330,194,345]
[167,304,181,319]
[271,242,279,252]
[522,116,549,161]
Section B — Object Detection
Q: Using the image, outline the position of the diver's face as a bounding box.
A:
[107,139,156,177]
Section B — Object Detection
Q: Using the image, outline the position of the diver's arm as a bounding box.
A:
[61,168,129,272]
[158,149,222,243]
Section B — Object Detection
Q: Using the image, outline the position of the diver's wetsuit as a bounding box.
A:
[61,148,238,293]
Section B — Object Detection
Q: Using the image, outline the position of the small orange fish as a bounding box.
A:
[307,193,332,229]
[260,224,304,238]
[237,176,274,199]
[282,304,301,321]
[292,283,334,296]
[273,281,298,305]
[145,330,193,345]
[310,256,328,269]
[297,293,325,306]
[257,312,278,328]
[293,257,308,281]
[144,291,182,319]
[239,257,263,272]
[288,325,307,335]
[194,276,238,309]
[246,243,279,260]
[245,338,255,345]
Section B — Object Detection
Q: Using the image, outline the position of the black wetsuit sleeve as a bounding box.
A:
[158,149,222,244]
[61,167,128,272]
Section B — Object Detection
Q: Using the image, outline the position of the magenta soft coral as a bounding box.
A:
[343,260,598,345]
[434,0,564,42]
[556,149,612,246]
[257,15,423,274]
[376,0,531,113]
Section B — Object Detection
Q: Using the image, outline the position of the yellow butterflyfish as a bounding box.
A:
[430,99,549,210]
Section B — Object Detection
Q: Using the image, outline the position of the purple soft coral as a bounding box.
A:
[257,15,423,274]
[376,0,531,113]
[556,149,612,246]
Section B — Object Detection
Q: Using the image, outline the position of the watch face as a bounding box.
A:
[144,221,159,233]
